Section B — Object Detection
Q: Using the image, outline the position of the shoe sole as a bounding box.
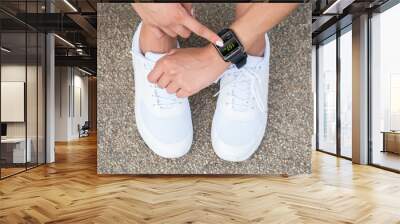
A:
[211,121,266,162]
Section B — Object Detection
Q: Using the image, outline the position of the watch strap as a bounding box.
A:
[231,51,247,69]
[217,28,230,37]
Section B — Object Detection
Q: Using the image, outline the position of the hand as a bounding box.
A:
[132,3,223,46]
[148,46,229,98]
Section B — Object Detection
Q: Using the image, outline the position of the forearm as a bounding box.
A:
[230,3,299,52]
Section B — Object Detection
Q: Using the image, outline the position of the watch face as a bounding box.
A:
[220,39,239,57]
[217,31,241,58]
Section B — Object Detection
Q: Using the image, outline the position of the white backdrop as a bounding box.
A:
[1,81,25,122]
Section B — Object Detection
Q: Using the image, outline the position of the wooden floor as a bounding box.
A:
[372,150,400,171]
[1,135,400,224]
[0,167,26,178]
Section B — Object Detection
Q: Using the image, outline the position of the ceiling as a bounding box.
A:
[312,0,392,44]
[0,0,97,74]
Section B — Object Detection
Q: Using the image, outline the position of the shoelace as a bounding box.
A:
[132,51,183,109]
[214,67,266,113]
[139,59,183,109]
[151,83,183,109]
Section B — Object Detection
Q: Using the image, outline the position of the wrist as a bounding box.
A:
[201,45,230,80]
[230,24,265,57]
[204,44,230,69]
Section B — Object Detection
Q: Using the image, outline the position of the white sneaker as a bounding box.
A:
[131,23,193,158]
[211,33,270,162]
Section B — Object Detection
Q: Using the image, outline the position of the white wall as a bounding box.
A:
[1,64,25,81]
[54,67,89,141]
[55,66,70,141]
[70,73,89,138]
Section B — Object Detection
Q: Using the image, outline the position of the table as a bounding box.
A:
[382,131,400,154]
[1,138,31,163]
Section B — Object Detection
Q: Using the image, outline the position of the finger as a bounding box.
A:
[167,49,177,55]
[166,82,180,94]
[148,63,164,83]
[147,24,165,39]
[161,27,178,38]
[182,16,223,46]
[176,89,190,98]
[157,75,171,89]
[182,3,193,16]
[173,25,191,39]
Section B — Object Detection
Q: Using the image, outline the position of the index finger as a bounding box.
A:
[182,16,223,47]
[148,60,164,83]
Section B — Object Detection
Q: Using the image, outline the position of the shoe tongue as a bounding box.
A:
[144,52,164,62]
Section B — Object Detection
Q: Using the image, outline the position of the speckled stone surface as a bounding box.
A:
[97,3,312,175]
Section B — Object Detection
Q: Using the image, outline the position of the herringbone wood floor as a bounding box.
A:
[1,135,400,224]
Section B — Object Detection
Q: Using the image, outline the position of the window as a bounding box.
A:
[370,2,400,171]
[340,28,352,158]
[390,75,400,130]
[317,36,337,154]
[0,1,47,179]
[315,25,353,159]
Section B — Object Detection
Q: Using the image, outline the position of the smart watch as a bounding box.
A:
[213,28,247,69]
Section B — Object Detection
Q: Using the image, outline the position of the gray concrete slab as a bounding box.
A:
[97,3,313,175]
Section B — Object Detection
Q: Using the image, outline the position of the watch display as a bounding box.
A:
[219,39,240,57]
[214,28,247,69]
